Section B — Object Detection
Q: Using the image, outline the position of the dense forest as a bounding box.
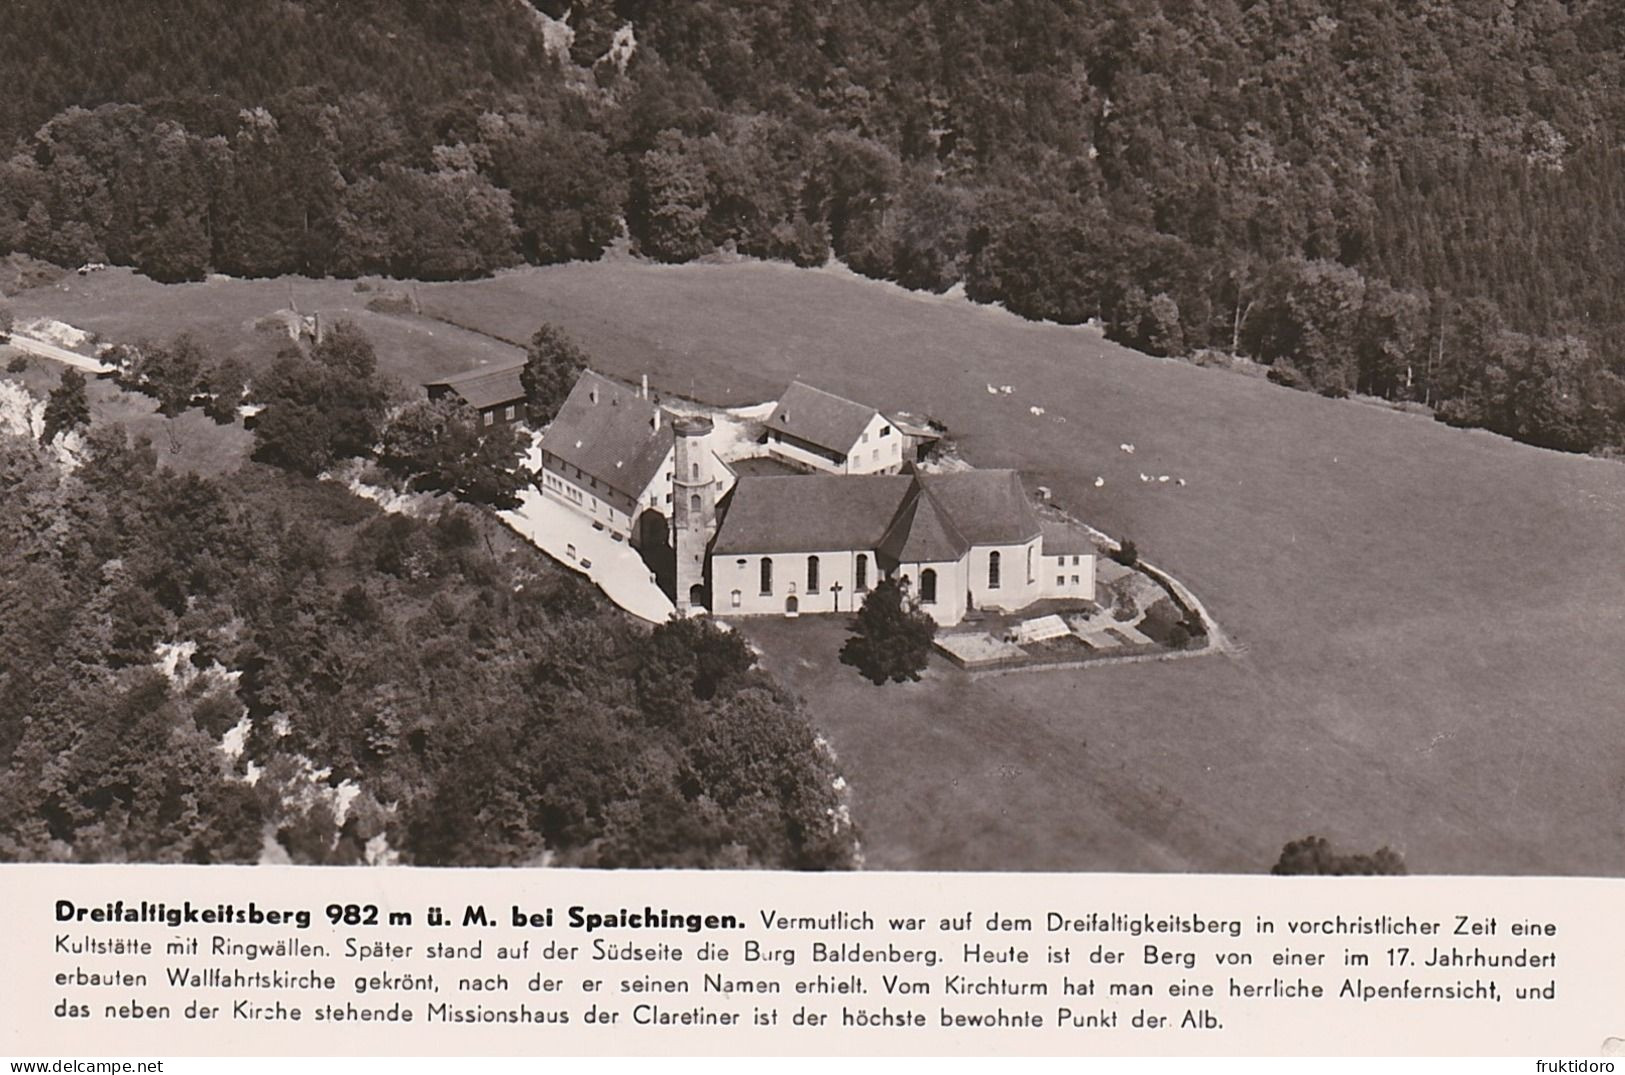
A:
[3,0,1625,455]
[0,414,854,867]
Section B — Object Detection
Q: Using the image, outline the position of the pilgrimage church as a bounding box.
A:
[533,371,1094,626]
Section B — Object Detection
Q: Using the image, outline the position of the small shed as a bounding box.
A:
[424,363,528,427]
[889,413,945,463]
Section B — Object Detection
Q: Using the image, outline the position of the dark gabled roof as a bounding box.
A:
[424,363,526,411]
[711,475,914,556]
[763,381,882,454]
[713,470,1043,560]
[917,470,1041,545]
[878,482,969,564]
[1040,519,1096,557]
[541,371,673,501]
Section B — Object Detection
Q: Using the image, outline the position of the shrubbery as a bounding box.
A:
[1271,836,1407,876]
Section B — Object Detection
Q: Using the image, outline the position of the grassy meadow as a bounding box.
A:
[12,257,1625,875]
[8,268,522,390]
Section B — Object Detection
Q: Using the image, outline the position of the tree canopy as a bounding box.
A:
[3,1,1625,454]
[0,417,854,868]
[250,321,388,476]
[39,367,89,444]
[839,577,938,686]
[520,322,588,424]
[378,396,526,509]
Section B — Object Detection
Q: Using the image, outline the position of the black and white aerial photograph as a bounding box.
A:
[1,0,1622,876]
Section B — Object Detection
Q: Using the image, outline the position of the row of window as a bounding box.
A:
[754,555,871,597]
[744,551,1034,600]
[543,472,601,515]
[543,458,642,513]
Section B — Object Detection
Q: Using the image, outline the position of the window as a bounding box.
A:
[1057,576,1065,587]
[988,551,1001,589]
[807,556,820,593]
[483,411,494,426]
[1027,546,1034,583]
[920,568,937,604]
[760,558,773,595]
[504,405,516,421]
[689,494,701,513]
[872,449,879,462]
[856,554,868,591]
[880,425,891,436]
[731,589,742,608]
[1071,575,1080,585]
[1072,555,1080,566]
[691,462,699,480]
[861,432,868,443]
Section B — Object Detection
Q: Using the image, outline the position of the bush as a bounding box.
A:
[1271,835,1407,875]
[1110,539,1138,567]
[1266,362,1312,390]
[365,291,413,314]
[6,354,27,372]
[1139,596,1183,642]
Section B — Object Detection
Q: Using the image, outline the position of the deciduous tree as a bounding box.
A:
[520,323,588,424]
[40,367,90,444]
[839,577,937,685]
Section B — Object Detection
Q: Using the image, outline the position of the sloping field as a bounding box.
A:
[9,269,521,390]
[424,260,1625,876]
[17,258,1625,874]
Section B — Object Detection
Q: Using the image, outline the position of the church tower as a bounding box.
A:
[672,416,717,614]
